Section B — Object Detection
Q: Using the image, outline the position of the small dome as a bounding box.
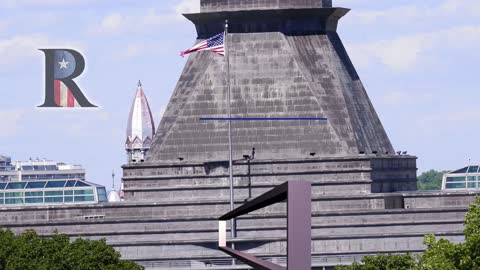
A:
[108,190,121,202]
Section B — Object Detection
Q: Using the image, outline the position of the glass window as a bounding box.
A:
[468,166,479,173]
[0,182,7,189]
[5,192,23,198]
[97,187,107,202]
[45,181,66,188]
[65,180,76,187]
[64,196,73,202]
[0,199,3,204]
[45,197,63,203]
[26,181,47,189]
[446,183,467,189]
[0,192,3,198]
[5,198,23,204]
[45,191,63,196]
[6,182,27,189]
[467,176,477,181]
[75,181,90,187]
[97,187,106,197]
[64,190,73,195]
[74,196,95,202]
[25,197,43,204]
[74,189,93,195]
[446,177,467,183]
[468,182,477,188]
[25,191,43,197]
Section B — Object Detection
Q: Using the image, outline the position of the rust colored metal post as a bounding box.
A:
[287,181,312,269]
[219,181,312,270]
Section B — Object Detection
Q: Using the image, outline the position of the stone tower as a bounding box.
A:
[121,0,419,267]
[125,81,156,164]
[147,0,395,164]
[125,0,417,202]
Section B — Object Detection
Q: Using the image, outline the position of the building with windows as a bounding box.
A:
[442,165,480,190]
[0,155,13,168]
[0,179,107,206]
[0,157,85,182]
[0,155,107,206]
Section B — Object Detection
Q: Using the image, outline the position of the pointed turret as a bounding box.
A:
[108,170,120,202]
[126,81,156,164]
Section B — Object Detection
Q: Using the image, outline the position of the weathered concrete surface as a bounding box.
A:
[200,0,333,12]
[148,7,393,163]
[0,192,476,269]
[122,155,417,202]
[1,1,476,270]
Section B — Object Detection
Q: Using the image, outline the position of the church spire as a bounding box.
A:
[108,169,120,202]
[126,81,156,164]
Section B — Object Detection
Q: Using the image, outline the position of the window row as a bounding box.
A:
[446,176,480,183]
[0,180,91,190]
[0,189,94,198]
[0,195,96,205]
[445,182,480,189]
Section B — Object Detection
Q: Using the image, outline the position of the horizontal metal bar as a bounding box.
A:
[200,118,328,121]
[219,246,286,270]
[219,182,288,220]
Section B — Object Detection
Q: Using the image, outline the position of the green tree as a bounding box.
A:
[0,229,143,270]
[337,196,480,270]
[417,170,447,191]
[336,254,417,270]
[417,196,480,270]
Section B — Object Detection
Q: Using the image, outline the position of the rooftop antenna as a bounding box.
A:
[112,170,116,190]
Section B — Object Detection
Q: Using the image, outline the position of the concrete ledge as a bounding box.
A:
[107,231,463,247]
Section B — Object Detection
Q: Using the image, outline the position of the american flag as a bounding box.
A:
[54,80,80,107]
[180,33,225,57]
[53,51,81,107]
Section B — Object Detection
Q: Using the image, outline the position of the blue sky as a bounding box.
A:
[0,0,479,189]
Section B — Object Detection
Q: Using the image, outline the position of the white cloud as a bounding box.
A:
[0,0,93,8]
[95,7,185,35]
[98,14,124,34]
[0,34,84,66]
[94,0,199,35]
[0,20,11,33]
[348,25,480,71]
[345,0,480,26]
[419,109,480,125]
[0,110,24,137]
[437,0,480,17]
[382,91,434,106]
[175,0,200,14]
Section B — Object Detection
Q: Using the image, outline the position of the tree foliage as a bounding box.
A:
[336,254,417,270]
[417,169,447,191]
[0,229,143,270]
[337,196,480,270]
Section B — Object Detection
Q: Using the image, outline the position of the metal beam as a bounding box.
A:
[218,181,312,270]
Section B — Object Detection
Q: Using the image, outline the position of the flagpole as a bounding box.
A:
[225,20,237,245]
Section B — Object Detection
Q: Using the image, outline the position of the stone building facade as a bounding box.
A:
[0,1,478,269]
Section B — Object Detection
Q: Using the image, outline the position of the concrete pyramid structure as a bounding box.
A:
[148,1,394,163]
